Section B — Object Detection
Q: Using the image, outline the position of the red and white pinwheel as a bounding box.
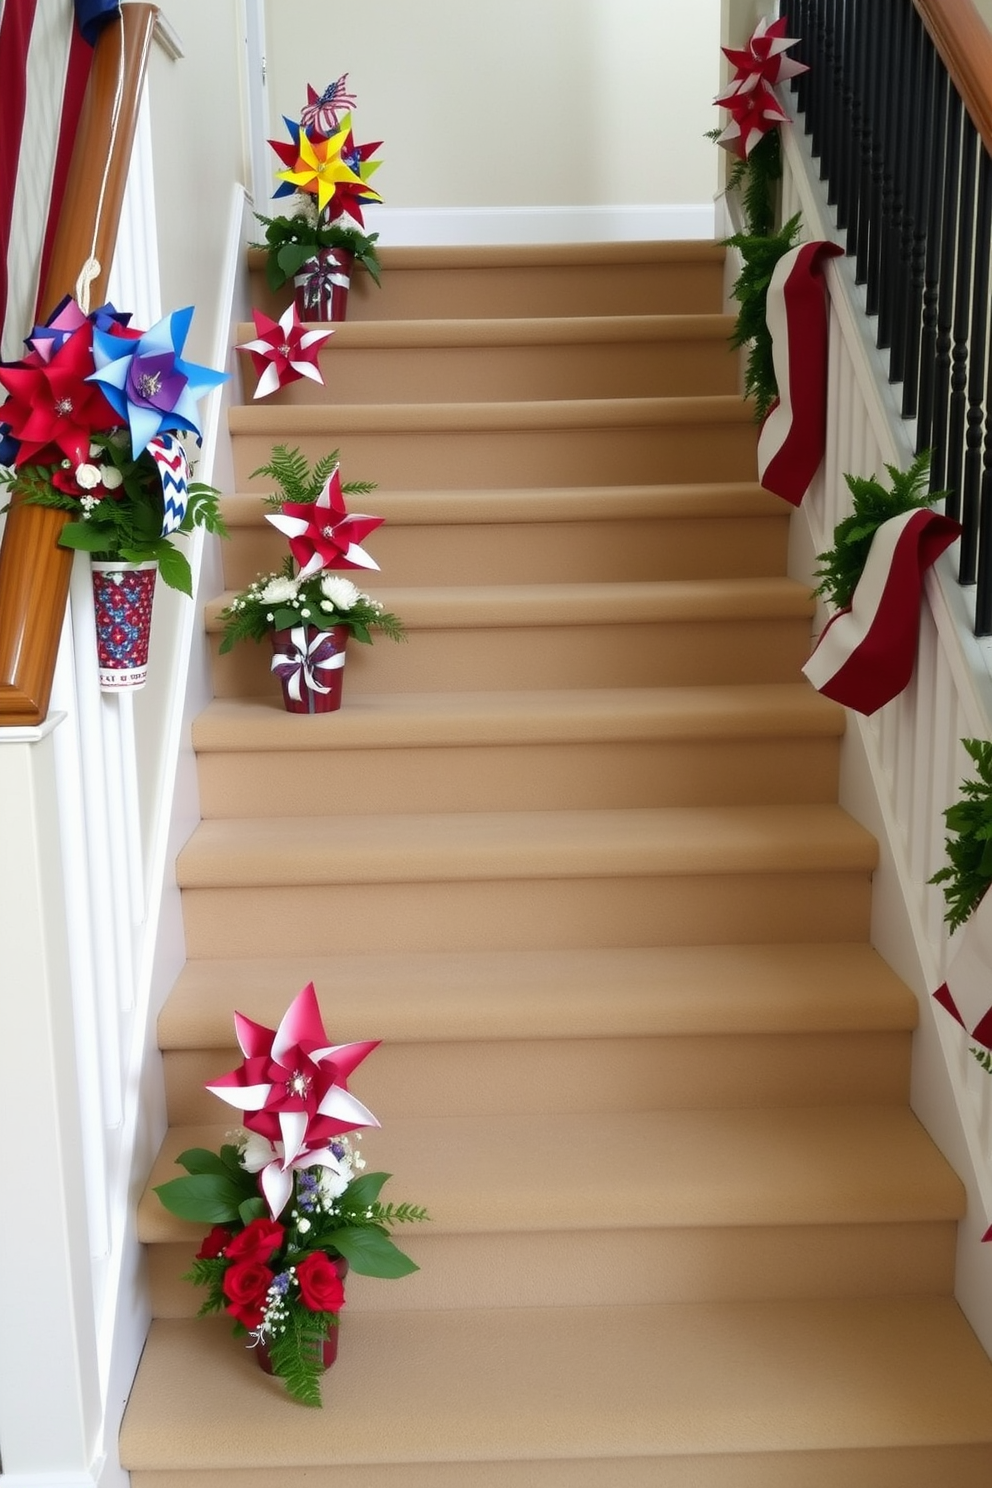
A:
[236,305,333,400]
[266,465,384,577]
[715,16,807,159]
[206,982,380,1218]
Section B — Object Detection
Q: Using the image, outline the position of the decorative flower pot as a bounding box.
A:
[91,560,157,692]
[269,624,348,713]
[253,1257,348,1379]
[293,248,354,321]
[254,1323,341,1376]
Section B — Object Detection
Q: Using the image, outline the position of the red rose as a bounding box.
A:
[296,1251,346,1313]
[223,1217,285,1266]
[196,1225,231,1260]
[222,1260,273,1329]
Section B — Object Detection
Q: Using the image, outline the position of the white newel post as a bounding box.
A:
[0,720,103,1479]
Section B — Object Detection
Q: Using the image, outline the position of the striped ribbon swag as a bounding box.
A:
[757,239,844,506]
[802,506,960,715]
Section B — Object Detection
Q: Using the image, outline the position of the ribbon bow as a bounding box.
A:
[298,257,351,312]
[270,626,345,702]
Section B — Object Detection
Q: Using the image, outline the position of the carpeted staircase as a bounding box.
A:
[120,242,992,1486]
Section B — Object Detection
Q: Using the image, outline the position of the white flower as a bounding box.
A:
[297,1217,311,1234]
[260,575,300,603]
[99,465,123,491]
[319,576,361,611]
[317,1162,352,1204]
[74,462,102,490]
[240,1132,280,1173]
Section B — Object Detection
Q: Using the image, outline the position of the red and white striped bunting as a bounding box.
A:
[757,239,844,506]
[934,889,992,1052]
[802,506,960,715]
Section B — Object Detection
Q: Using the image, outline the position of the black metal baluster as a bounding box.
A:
[834,0,857,236]
[946,121,978,565]
[901,7,933,418]
[930,89,964,504]
[886,0,915,381]
[819,0,839,198]
[957,143,991,585]
[864,0,892,319]
[853,1,877,286]
[917,63,952,475]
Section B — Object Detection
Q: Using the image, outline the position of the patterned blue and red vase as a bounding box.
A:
[91,561,157,691]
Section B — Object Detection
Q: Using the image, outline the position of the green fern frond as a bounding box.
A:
[722,212,804,420]
[971,1045,992,1075]
[930,738,992,931]
[265,1311,335,1407]
[813,452,950,612]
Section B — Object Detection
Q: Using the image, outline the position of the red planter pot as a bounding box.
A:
[269,624,348,713]
[91,560,157,692]
[293,248,354,321]
[253,1256,348,1379]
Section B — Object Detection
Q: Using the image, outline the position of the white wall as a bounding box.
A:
[262,0,722,236]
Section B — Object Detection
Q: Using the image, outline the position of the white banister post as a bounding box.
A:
[0,720,102,1477]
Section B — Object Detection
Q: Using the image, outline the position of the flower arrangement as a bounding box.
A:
[0,297,228,595]
[257,72,383,296]
[931,738,992,934]
[218,444,404,655]
[155,982,429,1406]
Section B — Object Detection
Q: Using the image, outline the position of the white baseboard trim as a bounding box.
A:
[371,203,716,246]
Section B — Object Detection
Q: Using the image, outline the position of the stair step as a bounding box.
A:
[191,685,843,815]
[175,805,875,957]
[177,804,877,888]
[206,578,815,697]
[120,1298,992,1486]
[228,395,758,489]
[245,240,728,322]
[139,1106,960,1311]
[219,481,789,589]
[234,314,739,403]
[161,943,916,1048]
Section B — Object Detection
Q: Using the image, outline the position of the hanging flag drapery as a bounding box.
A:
[757,240,844,506]
[933,888,992,1052]
[802,507,961,715]
[0,0,121,360]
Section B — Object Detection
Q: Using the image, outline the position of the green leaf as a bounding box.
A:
[59,522,111,552]
[238,1196,268,1225]
[328,1224,419,1277]
[153,1172,248,1224]
[176,1148,230,1177]
[156,544,193,596]
[343,1171,391,1209]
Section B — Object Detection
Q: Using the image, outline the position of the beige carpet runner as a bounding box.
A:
[120,242,992,1486]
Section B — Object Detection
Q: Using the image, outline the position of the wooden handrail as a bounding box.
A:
[0,3,157,727]
[915,0,992,159]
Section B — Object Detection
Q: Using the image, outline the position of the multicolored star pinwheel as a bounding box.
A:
[275,116,381,219]
[236,305,334,399]
[0,321,120,467]
[265,465,384,576]
[205,982,380,1218]
[88,305,229,457]
[272,114,383,224]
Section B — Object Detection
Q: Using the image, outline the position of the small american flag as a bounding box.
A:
[299,74,357,137]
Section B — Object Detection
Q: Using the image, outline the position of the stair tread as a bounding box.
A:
[235,313,737,349]
[120,1296,992,1469]
[138,1105,963,1245]
[249,240,729,272]
[220,480,782,527]
[190,684,843,752]
[229,393,756,435]
[176,803,877,888]
[205,577,815,631]
[160,944,915,1048]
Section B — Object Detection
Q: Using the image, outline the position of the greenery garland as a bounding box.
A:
[812,451,948,612]
[930,738,992,933]
[722,212,803,421]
